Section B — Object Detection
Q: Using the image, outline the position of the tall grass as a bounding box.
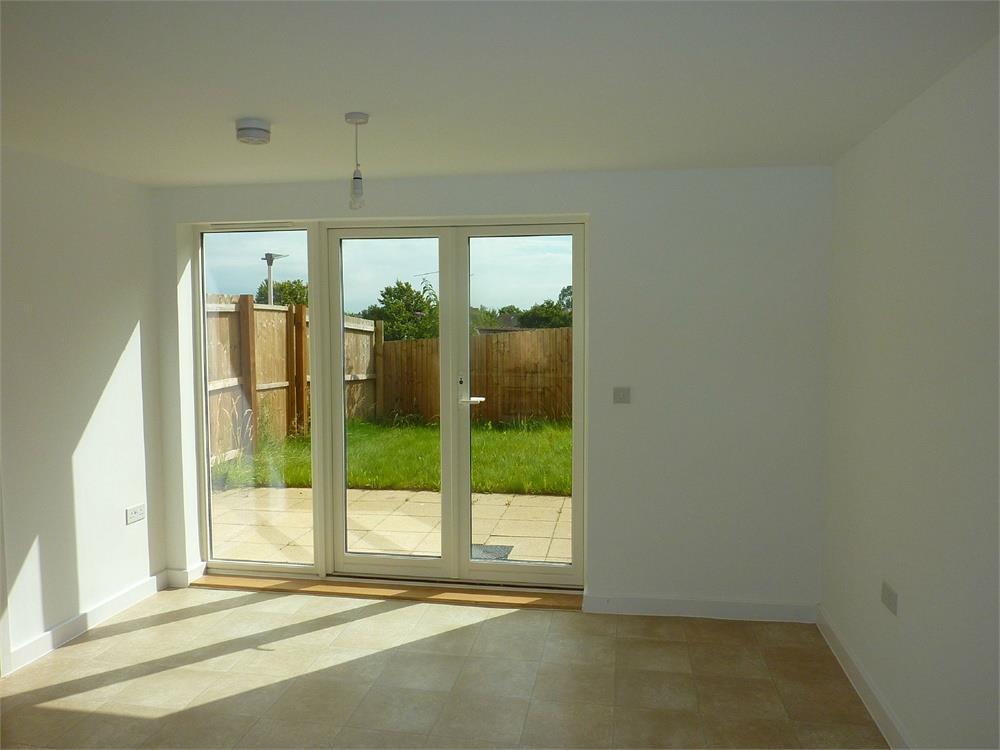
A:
[211,419,572,496]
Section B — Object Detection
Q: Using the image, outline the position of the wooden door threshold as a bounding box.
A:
[190,574,582,610]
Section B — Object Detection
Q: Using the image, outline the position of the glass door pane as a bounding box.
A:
[467,235,574,566]
[340,238,443,559]
[202,230,314,565]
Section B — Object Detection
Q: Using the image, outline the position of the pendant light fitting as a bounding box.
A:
[345,112,369,210]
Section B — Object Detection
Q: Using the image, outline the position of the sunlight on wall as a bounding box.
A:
[71,323,150,608]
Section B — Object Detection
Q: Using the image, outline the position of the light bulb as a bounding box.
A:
[350,166,365,210]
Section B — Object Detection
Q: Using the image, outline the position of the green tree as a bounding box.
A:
[255,278,308,306]
[358,279,438,341]
[558,285,572,311]
[470,306,500,333]
[518,299,572,329]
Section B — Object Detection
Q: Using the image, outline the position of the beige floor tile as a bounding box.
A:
[50,710,162,749]
[470,503,507,519]
[543,633,616,667]
[615,668,698,712]
[453,656,539,698]
[612,707,705,749]
[210,523,247,543]
[213,541,287,562]
[331,727,429,748]
[479,607,552,635]
[752,621,826,648]
[277,544,315,564]
[184,671,291,716]
[1,705,89,747]
[532,662,615,705]
[689,642,770,679]
[470,627,546,660]
[500,505,560,521]
[432,691,530,745]
[761,645,845,682]
[492,519,557,537]
[230,525,307,545]
[472,492,513,506]
[775,676,875,725]
[406,491,441,503]
[240,717,342,749]
[118,667,222,709]
[548,611,617,637]
[418,603,502,629]
[347,513,385,531]
[702,716,801,748]
[553,521,572,539]
[695,675,788,720]
[616,638,692,674]
[374,514,440,533]
[229,644,319,677]
[346,685,449,734]
[471,516,499,535]
[400,623,481,656]
[411,533,443,556]
[375,651,465,692]
[793,721,889,749]
[510,495,566,509]
[264,676,371,724]
[521,700,614,748]
[484,535,551,560]
[308,646,390,683]
[348,500,406,515]
[395,501,442,517]
[139,707,257,749]
[683,617,759,647]
[352,530,428,553]
[618,614,687,642]
[546,538,573,558]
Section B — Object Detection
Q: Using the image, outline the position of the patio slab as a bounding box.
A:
[210,487,572,565]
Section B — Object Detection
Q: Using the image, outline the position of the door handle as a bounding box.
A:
[459,396,486,405]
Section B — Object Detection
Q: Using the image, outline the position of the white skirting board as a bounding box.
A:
[818,605,909,749]
[582,592,817,622]
[5,571,168,674]
[165,561,207,588]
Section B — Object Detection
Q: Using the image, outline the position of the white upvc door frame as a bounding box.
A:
[192,215,586,590]
[192,221,326,577]
[322,225,459,580]
[453,223,585,587]
[320,217,586,588]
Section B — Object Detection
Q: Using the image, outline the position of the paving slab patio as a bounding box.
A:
[210,487,572,565]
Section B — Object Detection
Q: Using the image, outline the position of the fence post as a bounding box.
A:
[294,305,308,430]
[237,294,258,450]
[285,304,296,433]
[374,319,385,421]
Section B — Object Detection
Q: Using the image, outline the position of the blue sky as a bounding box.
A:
[203,231,571,312]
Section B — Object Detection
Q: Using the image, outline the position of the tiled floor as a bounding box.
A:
[1,587,888,749]
[211,488,572,565]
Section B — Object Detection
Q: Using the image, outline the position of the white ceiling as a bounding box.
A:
[2,1,996,186]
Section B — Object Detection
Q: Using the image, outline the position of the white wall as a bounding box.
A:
[825,38,998,749]
[154,165,832,619]
[0,148,165,670]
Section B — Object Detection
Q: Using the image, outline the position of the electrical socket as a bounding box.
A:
[125,504,146,525]
[881,581,898,615]
[613,386,631,404]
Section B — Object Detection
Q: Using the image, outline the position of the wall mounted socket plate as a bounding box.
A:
[126,503,146,525]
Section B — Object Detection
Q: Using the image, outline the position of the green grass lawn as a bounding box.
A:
[212,419,572,496]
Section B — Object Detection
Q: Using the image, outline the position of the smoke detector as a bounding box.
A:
[236,117,271,145]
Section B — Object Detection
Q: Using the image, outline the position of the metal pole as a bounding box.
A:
[267,259,274,304]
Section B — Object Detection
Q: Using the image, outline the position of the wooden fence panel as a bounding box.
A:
[207,300,571,463]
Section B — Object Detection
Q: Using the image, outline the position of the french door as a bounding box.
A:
[323,222,584,587]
